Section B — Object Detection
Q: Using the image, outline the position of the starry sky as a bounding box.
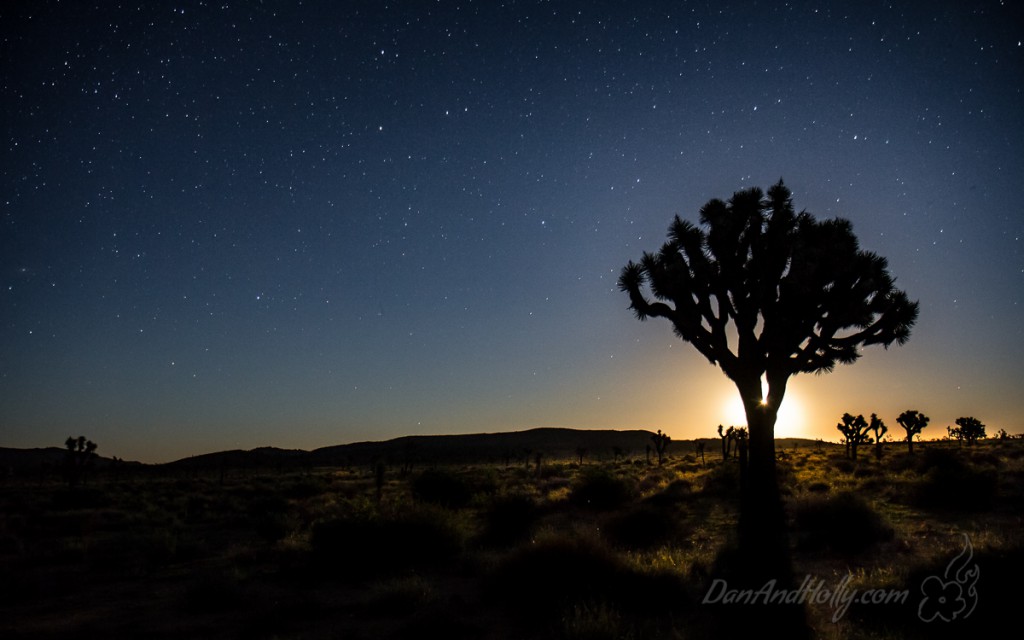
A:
[2,1,1022,463]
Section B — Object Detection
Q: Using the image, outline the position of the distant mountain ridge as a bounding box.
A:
[3,428,830,473]
[166,427,659,470]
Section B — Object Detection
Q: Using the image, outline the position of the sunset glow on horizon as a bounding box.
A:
[2,2,1021,463]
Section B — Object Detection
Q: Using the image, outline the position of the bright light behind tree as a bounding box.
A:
[722,377,804,436]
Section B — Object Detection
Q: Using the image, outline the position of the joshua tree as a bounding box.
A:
[836,413,871,460]
[695,440,706,465]
[575,445,587,466]
[619,181,917,542]
[375,461,386,503]
[717,424,735,460]
[732,427,749,486]
[868,413,888,460]
[896,410,929,454]
[954,417,986,446]
[63,436,97,488]
[651,430,671,466]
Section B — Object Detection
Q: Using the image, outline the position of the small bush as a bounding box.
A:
[793,492,893,554]
[360,575,437,616]
[484,536,682,621]
[570,468,635,510]
[832,459,855,474]
[910,450,998,511]
[310,506,464,579]
[853,465,877,478]
[411,469,472,508]
[645,478,693,506]
[479,493,539,546]
[700,464,739,498]
[283,478,325,499]
[181,570,246,613]
[561,601,635,640]
[806,481,830,493]
[603,505,678,550]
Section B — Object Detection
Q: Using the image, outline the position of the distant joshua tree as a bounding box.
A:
[575,446,587,466]
[868,413,887,460]
[717,424,734,461]
[732,427,749,484]
[651,430,671,466]
[375,461,386,503]
[63,436,97,488]
[954,417,986,446]
[896,410,929,454]
[836,414,870,460]
[695,441,706,466]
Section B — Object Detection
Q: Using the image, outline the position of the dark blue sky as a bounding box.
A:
[3,1,1022,462]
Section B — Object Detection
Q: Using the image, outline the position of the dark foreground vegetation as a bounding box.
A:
[2,437,1022,639]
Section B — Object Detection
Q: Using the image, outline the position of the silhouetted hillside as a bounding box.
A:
[309,427,657,467]
[0,446,139,475]
[1,430,832,476]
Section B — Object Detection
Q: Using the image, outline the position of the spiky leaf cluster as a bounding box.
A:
[896,410,930,437]
[618,181,919,383]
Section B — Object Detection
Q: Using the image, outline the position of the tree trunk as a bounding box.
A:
[712,374,808,639]
[735,373,789,579]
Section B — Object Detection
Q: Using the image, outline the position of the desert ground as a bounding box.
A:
[2,436,1021,639]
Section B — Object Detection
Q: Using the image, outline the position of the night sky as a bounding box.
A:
[3,1,1022,463]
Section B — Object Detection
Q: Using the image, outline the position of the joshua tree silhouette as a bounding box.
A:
[836,413,871,460]
[868,413,888,460]
[651,430,671,466]
[63,436,97,488]
[618,180,917,569]
[897,410,929,454]
[953,416,986,446]
[716,424,734,460]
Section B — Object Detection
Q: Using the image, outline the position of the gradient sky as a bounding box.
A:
[2,1,1022,463]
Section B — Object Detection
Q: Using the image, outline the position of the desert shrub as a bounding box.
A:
[645,478,693,506]
[561,601,636,640]
[603,505,678,550]
[181,570,246,613]
[793,492,893,554]
[806,481,830,493]
[884,454,917,474]
[700,464,738,498]
[484,535,682,621]
[853,465,878,478]
[968,450,1003,468]
[283,477,326,499]
[411,468,472,508]
[51,487,109,510]
[479,493,540,546]
[910,450,998,510]
[310,505,464,579]
[247,494,291,542]
[832,458,855,474]
[570,468,635,510]
[477,467,502,492]
[360,575,437,616]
